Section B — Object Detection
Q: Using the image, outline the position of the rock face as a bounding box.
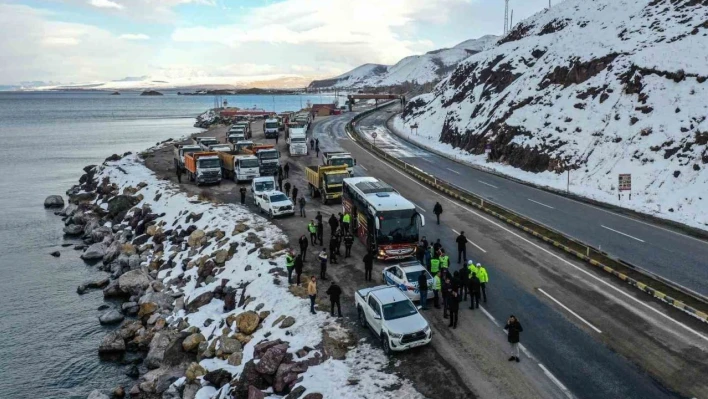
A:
[44,195,65,208]
[99,310,125,325]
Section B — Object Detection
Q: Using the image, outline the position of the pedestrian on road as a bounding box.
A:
[329,236,339,264]
[421,236,429,249]
[459,264,469,300]
[318,248,328,279]
[315,144,320,157]
[342,211,351,234]
[239,186,247,205]
[469,272,481,310]
[334,228,343,256]
[286,250,295,284]
[344,232,354,258]
[299,197,306,217]
[326,281,343,317]
[176,167,182,183]
[284,162,290,178]
[442,275,452,318]
[284,181,291,197]
[310,138,315,150]
[430,255,440,276]
[456,231,468,264]
[416,241,425,264]
[418,271,429,310]
[308,220,317,245]
[504,316,523,362]
[316,138,320,147]
[315,211,323,225]
[278,174,283,191]
[363,251,374,281]
[308,276,317,314]
[316,219,324,245]
[298,235,309,261]
[328,214,339,237]
[278,165,283,177]
[448,291,460,329]
[424,245,432,271]
[295,253,304,286]
[433,202,443,224]
[478,263,489,302]
[292,186,299,202]
[433,239,442,255]
[432,271,441,309]
[275,134,279,145]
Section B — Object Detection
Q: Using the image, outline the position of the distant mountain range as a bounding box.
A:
[308,35,499,89]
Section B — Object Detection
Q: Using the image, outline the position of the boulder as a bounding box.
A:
[139,292,174,310]
[183,383,200,399]
[235,311,260,335]
[233,360,268,398]
[227,351,243,366]
[121,302,139,315]
[182,333,205,352]
[256,343,289,375]
[187,229,206,247]
[128,254,141,270]
[254,340,285,359]
[118,269,151,296]
[204,369,232,388]
[303,394,323,399]
[98,331,126,354]
[185,291,213,313]
[274,362,308,394]
[117,320,143,340]
[81,242,107,261]
[50,251,60,257]
[285,386,306,399]
[144,331,175,369]
[44,195,65,208]
[280,316,296,329]
[107,195,139,218]
[63,224,85,236]
[138,302,158,318]
[98,310,124,325]
[220,337,241,355]
[77,278,110,294]
[91,226,113,243]
[213,249,229,265]
[86,390,109,399]
[102,279,123,298]
[112,386,125,398]
[185,362,206,383]
[248,386,265,399]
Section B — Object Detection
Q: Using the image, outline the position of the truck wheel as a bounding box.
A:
[382,334,391,355]
[358,308,367,328]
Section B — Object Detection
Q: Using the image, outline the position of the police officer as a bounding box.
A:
[285,250,295,284]
[477,263,489,302]
[430,255,441,277]
[344,233,354,258]
[439,249,450,270]
[433,271,442,309]
[342,211,351,234]
[239,186,247,205]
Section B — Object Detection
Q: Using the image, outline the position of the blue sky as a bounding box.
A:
[0,0,554,85]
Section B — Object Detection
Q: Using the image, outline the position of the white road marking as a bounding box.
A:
[446,168,461,175]
[410,201,426,213]
[359,164,368,171]
[538,363,575,399]
[538,288,603,334]
[528,199,555,209]
[478,180,499,189]
[601,225,645,243]
[348,142,708,342]
[452,228,487,253]
[480,306,500,327]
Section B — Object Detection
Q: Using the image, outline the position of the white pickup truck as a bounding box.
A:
[355,285,432,354]
[254,190,295,219]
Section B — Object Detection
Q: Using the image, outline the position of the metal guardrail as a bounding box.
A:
[346,105,708,324]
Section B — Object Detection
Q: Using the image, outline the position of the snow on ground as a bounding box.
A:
[397,0,708,231]
[97,155,421,398]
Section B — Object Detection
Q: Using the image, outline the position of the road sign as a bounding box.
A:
[371,132,378,139]
[411,123,419,129]
[485,144,492,154]
[618,174,632,191]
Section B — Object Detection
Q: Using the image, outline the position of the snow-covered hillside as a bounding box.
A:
[396,0,708,230]
[309,35,498,89]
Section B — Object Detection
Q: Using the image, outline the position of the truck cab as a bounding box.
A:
[355,285,432,354]
[234,155,260,182]
[255,190,294,219]
[195,137,219,151]
[184,152,222,185]
[305,165,348,204]
[209,144,232,152]
[227,131,246,144]
[287,127,308,156]
[263,118,280,139]
[323,151,356,176]
[256,148,280,176]
[173,144,201,171]
[251,176,276,204]
[233,140,254,153]
[233,122,251,139]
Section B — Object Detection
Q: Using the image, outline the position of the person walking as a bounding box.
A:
[334,228,343,256]
[315,144,320,157]
[469,272,481,310]
[310,138,315,150]
[432,271,442,309]
[298,234,309,261]
[442,275,452,318]
[416,241,426,264]
[326,281,343,317]
[433,202,443,224]
[284,181,291,197]
[294,253,304,286]
[278,174,283,192]
[448,291,460,329]
[477,263,489,302]
[308,276,317,314]
[433,239,442,255]
[285,250,295,284]
[439,249,450,270]
[456,231,468,264]
[459,263,469,300]
[363,251,374,281]
[299,197,307,217]
[342,211,351,234]
[275,134,279,145]
[292,186,298,202]
[328,214,339,237]
[176,167,182,183]
[308,220,317,245]
[278,165,283,177]
[284,163,290,178]
[315,138,320,148]
[315,211,323,225]
[239,186,247,205]
[504,315,523,362]
[344,233,354,258]
[316,219,324,245]
[318,248,328,279]
[329,237,339,265]
[418,271,429,310]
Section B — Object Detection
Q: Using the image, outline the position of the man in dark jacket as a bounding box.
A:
[363,251,374,281]
[292,186,298,202]
[504,315,524,362]
[459,266,469,300]
[316,219,324,245]
[433,239,442,255]
[329,238,338,264]
[283,162,290,178]
[298,234,309,261]
[328,214,339,237]
[433,202,443,224]
[469,273,481,309]
[284,181,291,197]
[310,138,315,150]
[294,253,304,286]
[239,186,247,205]
[442,276,452,318]
[418,272,429,310]
[448,290,460,328]
[344,233,354,258]
[456,231,468,264]
[278,174,283,191]
[326,282,343,317]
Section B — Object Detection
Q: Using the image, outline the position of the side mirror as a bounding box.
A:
[374,217,380,230]
[418,214,425,227]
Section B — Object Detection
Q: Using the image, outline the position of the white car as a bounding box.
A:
[382,261,434,302]
[255,191,295,218]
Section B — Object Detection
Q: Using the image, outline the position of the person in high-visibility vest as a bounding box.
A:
[286,251,295,284]
[440,249,450,269]
[308,221,317,245]
[430,256,441,275]
[433,272,442,309]
[477,263,489,303]
[342,211,351,235]
[467,260,478,279]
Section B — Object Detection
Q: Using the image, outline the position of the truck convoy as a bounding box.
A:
[184,151,222,185]
[287,127,308,156]
[322,151,356,176]
[263,118,280,139]
[245,145,280,176]
[173,144,202,172]
[305,165,349,204]
[217,151,260,182]
[356,285,432,354]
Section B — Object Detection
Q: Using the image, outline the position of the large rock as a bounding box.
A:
[44,195,65,208]
[118,269,151,296]
[91,226,113,243]
[182,333,205,352]
[77,278,110,294]
[284,386,306,399]
[81,242,107,260]
[145,331,173,369]
[99,310,125,325]
[187,229,206,247]
[235,311,260,335]
[98,331,126,354]
[103,279,123,298]
[233,360,268,398]
[213,249,229,265]
[185,291,213,313]
[86,390,110,399]
[248,386,265,399]
[121,301,139,315]
[185,362,206,383]
[255,343,289,375]
[254,339,285,359]
[227,351,243,366]
[139,292,173,310]
[220,337,241,355]
[274,362,308,394]
[183,383,200,399]
[203,369,232,388]
[108,195,140,218]
[63,224,85,236]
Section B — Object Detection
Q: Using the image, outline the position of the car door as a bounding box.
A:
[367,296,383,334]
[383,266,398,286]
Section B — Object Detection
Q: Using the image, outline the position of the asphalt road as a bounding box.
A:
[352,106,708,297]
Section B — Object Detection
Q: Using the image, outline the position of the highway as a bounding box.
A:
[310,110,708,399]
[353,106,708,298]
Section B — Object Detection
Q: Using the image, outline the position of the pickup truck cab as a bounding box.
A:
[255,190,294,218]
[251,176,276,204]
[382,261,434,302]
[356,285,432,354]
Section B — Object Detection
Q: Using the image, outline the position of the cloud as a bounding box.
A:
[119,33,150,40]
[88,0,124,10]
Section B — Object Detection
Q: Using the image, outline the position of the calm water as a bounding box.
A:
[0,91,333,398]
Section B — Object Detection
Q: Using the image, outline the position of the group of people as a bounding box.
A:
[309,137,320,157]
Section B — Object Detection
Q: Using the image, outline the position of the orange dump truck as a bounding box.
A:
[184,151,222,185]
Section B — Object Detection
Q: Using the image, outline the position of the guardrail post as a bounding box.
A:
[586,246,590,258]
[481,198,484,208]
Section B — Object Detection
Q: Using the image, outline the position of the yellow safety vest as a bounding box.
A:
[308,223,317,233]
[433,275,441,291]
[286,255,294,268]
[468,264,478,278]
[430,258,440,274]
[343,213,351,223]
[478,266,489,283]
[440,255,449,269]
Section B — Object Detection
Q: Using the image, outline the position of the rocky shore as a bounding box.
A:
[50,150,419,399]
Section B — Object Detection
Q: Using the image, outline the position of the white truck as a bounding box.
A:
[287,127,308,156]
[322,151,356,176]
[173,144,202,172]
[254,190,295,219]
[355,285,432,355]
[251,176,276,204]
[227,130,247,144]
[217,152,260,182]
[194,137,219,151]
[263,118,280,139]
[233,121,251,139]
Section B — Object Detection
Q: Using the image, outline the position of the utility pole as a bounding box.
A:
[510,10,514,32]
[504,0,509,34]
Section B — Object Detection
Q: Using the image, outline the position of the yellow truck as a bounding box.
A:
[305,165,349,204]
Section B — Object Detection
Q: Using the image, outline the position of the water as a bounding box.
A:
[0,91,333,398]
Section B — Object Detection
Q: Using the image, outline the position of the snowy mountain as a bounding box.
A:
[308,35,499,89]
[395,0,708,230]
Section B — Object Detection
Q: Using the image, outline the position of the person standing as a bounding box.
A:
[294,253,304,286]
[310,138,315,150]
[329,237,339,265]
[298,234,309,261]
[334,228,343,256]
[275,134,279,145]
[477,263,489,302]
[239,186,247,205]
[176,167,182,183]
[439,249,449,270]
[416,241,426,264]
[284,163,290,178]
[418,272,429,310]
[299,197,307,217]
[448,290,460,329]
[315,138,320,148]
[315,211,323,225]
[278,165,283,177]
[308,220,317,245]
[292,186,298,202]
[285,250,295,284]
[344,233,354,258]
[284,181,291,197]
[326,281,343,317]
[308,276,317,315]
[504,316,523,362]
[430,255,440,277]
[467,260,478,282]
[423,245,432,271]
[459,264,470,300]
[328,214,339,237]
[316,218,324,245]
[278,174,283,192]
[456,231,468,264]
[432,271,441,309]
[363,251,374,281]
[433,239,442,255]
[442,275,452,318]
[315,144,320,157]
[342,211,351,234]
[469,272,481,310]
[318,248,328,279]
[433,202,443,224]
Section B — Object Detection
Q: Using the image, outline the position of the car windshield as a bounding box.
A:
[260,151,278,159]
[265,122,279,129]
[331,158,354,167]
[270,194,289,202]
[377,209,420,245]
[405,270,428,283]
[325,173,346,185]
[202,140,218,146]
[198,158,221,169]
[240,159,260,168]
[291,137,307,143]
[382,300,418,320]
[254,181,275,191]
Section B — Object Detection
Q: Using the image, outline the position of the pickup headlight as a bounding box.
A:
[388,331,403,339]
[423,325,431,334]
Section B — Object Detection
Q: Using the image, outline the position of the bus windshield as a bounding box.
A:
[377,209,420,245]
[331,158,354,168]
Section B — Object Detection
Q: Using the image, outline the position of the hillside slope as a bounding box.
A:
[308,35,498,89]
[395,0,708,230]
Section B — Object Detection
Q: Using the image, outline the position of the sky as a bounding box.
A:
[0,0,555,86]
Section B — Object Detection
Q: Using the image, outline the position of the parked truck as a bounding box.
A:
[217,151,261,182]
[232,140,255,153]
[322,151,356,176]
[227,131,247,144]
[305,165,349,204]
[245,145,280,176]
[232,122,251,139]
[287,127,308,156]
[184,151,222,185]
[263,118,280,139]
[173,144,202,172]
